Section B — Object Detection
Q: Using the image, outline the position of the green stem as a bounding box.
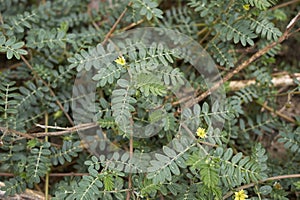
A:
[44,112,49,200]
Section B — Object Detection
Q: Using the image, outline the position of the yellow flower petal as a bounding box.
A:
[243,4,250,11]
[196,127,206,138]
[273,182,283,189]
[114,56,126,66]
[234,189,248,200]
[54,110,63,119]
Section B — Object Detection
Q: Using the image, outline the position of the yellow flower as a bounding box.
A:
[53,110,63,119]
[196,127,206,138]
[243,4,250,11]
[234,189,248,200]
[114,56,126,66]
[273,182,282,190]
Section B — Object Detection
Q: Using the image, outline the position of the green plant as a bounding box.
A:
[1,0,300,199]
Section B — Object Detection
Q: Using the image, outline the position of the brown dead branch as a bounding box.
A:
[0,181,45,200]
[228,73,300,91]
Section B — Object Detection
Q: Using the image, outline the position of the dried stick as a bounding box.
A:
[0,123,97,139]
[255,100,298,125]
[102,2,132,45]
[121,19,144,31]
[228,73,300,91]
[126,119,134,200]
[0,172,88,177]
[0,181,45,200]
[0,126,35,140]
[21,55,74,126]
[223,173,300,199]
[270,0,300,11]
[32,123,98,137]
[186,12,300,108]
[44,113,49,200]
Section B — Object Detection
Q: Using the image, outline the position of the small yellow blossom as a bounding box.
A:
[243,4,250,11]
[53,110,63,119]
[234,189,248,200]
[273,182,283,190]
[114,56,126,66]
[196,127,206,138]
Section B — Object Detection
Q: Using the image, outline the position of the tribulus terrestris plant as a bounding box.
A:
[0,0,300,199]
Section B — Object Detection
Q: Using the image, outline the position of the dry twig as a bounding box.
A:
[228,73,300,91]
[223,174,300,199]
[0,181,45,200]
[186,12,300,108]
[21,55,74,126]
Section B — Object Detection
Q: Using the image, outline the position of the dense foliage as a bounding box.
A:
[0,0,300,199]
